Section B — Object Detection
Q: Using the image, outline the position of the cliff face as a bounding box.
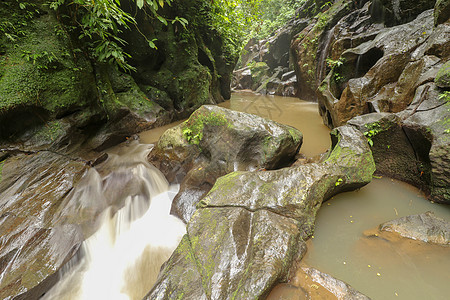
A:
[0,0,237,152]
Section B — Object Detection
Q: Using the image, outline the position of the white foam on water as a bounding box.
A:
[42,143,186,300]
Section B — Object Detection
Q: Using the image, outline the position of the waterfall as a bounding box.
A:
[41,142,186,300]
[316,25,337,83]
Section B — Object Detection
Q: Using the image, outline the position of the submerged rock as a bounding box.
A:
[145,125,375,299]
[148,105,303,223]
[289,264,371,300]
[374,211,450,245]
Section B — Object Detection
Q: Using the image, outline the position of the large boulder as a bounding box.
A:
[145,125,375,299]
[148,105,303,222]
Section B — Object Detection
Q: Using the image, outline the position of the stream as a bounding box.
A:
[44,91,448,299]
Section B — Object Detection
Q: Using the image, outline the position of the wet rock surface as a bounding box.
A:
[145,125,375,299]
[371,211,450,245]
[347,86,450,204]
[0,151,88,299]
[148,105,303,223]
[290,264,371,300]
[317,9,449,127]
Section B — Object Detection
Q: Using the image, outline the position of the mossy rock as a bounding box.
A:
[435,61,450,89]
[435,0,450,26]
[149,105,303,222]
[0,2,96,141]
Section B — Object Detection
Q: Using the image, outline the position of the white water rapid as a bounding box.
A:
[42,142,186,300]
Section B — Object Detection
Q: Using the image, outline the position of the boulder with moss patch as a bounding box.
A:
[148,105,303,222]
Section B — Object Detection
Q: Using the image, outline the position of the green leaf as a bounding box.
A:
[156,15,168,26]
[137,0,144,9]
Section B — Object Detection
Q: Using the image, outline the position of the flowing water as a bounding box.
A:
[42,142,186,300]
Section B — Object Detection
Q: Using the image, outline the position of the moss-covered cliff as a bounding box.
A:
[0,0,238,151]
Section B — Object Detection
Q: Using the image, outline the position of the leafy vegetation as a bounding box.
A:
[439,90,450,103]
[364,122,382,147]
[47,0,176,72]
[253,0,307,39]
[326,57,345,83]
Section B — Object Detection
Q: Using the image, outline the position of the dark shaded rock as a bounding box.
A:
[0,152,87,299]
[376,211,450,245]
[435,60,450,88]
[121,0,236,112]
[435,0,450,26]
[379,0,435,26]
[347,87,450,204]
[261,26,292,70]
[348,113,427,188]
[148,105,303,222]
[291,0,356,101]
[86,66,170,151]
[231,67,253,90]
[401,89,450,204]
[145,125,375,299]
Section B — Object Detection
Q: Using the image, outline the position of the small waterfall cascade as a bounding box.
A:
[316,25,337,83]
[42,141,186,300]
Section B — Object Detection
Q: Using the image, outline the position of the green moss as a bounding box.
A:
[288,128,302,145]
[182,111,229,145]
[435,60,450,88]
[33,120,65,143]
[0,6,94,116]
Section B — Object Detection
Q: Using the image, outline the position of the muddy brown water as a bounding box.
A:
[300,178,450,300]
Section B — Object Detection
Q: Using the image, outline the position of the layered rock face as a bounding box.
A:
[288,0,450,203]
[145,125,375,299]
